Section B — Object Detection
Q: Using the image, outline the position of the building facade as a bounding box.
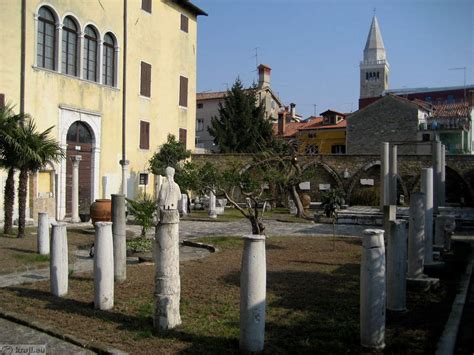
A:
[196,64,286,152]
[0,0,206,221]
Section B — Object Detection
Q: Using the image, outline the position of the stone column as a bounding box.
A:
[240,235,266,353]
[208,190,217,218]
[389,144,398,205]
[102,176,109,199]
[435,215,456,250]
[408,192,425,279]
[94,222,114,310]
[37,212,50,255]
[178,194,188,216]
[432,140,442,214]
[154,209,181,331]
[381,142,390,209]
[71,156,82,223]
[154,174,163,200]
[421,168,434,263]
[440,145,446,207]
[387,220,407,312]
[112,194,126,282]
[50,223,68,297]
[120,159,129,198]
[360,229,385,350]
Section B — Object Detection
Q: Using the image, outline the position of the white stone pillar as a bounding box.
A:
[154,209,181,331]
[94,222,114,310]
[112,194,126,282]
[37,212,50,255]
[71,156,82,222]
[440,145,446,207]
[387,220,407,312]
[98,39,104,84]
[421,168,434,263]
[408,192,425,279]
[433,141,442,214]
[208,190,217,218]
[120,160,129,198]
[381,142,390,209]
[56,23,63,72]
[102,176,109,199]
[50,223,68,297]
[178,194,188,216]
[240,235,266,353]
[154,174,163,201]
[360,229,385,350]
[389,144,398,205]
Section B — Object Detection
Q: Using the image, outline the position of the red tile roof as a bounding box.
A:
[432,102,471,118]
[298,117,347,130]
[272,121,313,138]
[196,91,228,100]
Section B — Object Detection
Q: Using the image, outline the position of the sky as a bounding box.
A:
[194,0,474,118]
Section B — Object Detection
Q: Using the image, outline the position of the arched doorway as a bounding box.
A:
[65,122,93,215]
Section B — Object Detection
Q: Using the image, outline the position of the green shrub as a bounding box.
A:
[126,194,157,237]
[350,187,379,206]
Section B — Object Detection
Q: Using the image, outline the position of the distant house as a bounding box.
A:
[196,64,288,152]
[347,94,473,155]
[274,110,347,155]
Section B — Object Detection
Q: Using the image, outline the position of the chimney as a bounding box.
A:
[290,103,296,120]
[258,64,271,88]
[278,110,287,136]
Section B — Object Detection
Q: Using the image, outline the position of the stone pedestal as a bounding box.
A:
[154,209,181,331]
[50,223,68,297]
[389,144,397,205]
[112,194,126,282]
[421,168,434,263]
[37,212,50,255]
[120,159,129,198]
[381,142,390,209]
[71,156,82,222]
[387,220,407,312]
[434,215,456,250]
[94,222,114,310]
[360,229,385,350]
[208,191,217,219]
[383,205,396,238]
[240,235,266,353]
[408,193,425,279]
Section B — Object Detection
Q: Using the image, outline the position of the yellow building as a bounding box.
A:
[0,0,206,220]
[297,110,347,154]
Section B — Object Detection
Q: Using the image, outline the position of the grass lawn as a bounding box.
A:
[0,236,455,354]
[0,227,95,274]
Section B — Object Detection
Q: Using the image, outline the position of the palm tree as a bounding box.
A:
[0,104,22,235]
[10,117,64,238]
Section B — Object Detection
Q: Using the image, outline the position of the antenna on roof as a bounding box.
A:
[313,104,317,116]
[448,67,467,101]
[254,47,260,68]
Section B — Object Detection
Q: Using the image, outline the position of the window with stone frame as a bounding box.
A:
[196,119,204,132]
[83,25,99,82]
[37,6,56,70]
[305,144,318,155]
[331,145,346,154]
[62,16,79,76]
[139,120,150,149]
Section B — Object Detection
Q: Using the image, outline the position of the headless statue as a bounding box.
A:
[158,166,182,211]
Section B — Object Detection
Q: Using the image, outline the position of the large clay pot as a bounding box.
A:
[300,193,311,209]
[90,199,112,225]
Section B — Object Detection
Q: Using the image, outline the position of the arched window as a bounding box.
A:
[66,122,93,143]
[37,7,56,70]
[62,16,78,76]
[83,25,98,82]
[102,33,115,86]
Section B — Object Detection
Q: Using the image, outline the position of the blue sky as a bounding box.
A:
[195,0,473,118]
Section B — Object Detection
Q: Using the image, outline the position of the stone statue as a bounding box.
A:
[158,167,182,210]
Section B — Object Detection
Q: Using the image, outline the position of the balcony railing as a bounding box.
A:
[419,118,470,131]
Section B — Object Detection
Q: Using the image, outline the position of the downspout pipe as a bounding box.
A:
[120,0,129,196]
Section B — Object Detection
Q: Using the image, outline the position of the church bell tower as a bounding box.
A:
[360,16,390,99]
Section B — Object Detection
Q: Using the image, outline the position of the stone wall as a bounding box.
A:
[347,95,420,155]
[192,153,474,206]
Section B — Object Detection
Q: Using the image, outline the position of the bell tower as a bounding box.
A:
[360,16,390,100]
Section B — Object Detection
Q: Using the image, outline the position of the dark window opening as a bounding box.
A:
[179,128,187,149]
[66,122,93,144]
[422,133,431,142]
[197,103,203,109]
[180,14,189,33]
[139,173,149,186]
[83,26,98,82]
[142,0,152,13]
[331,145,346,154]
[179,76,188,107]
[140,62,152,97]
[103,33,115,86]
[37,6,56,70]
[62,16,78,76]
[140,121,150,149]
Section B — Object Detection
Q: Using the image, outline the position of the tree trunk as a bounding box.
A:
[3,167,15,235]
[17,167,28,238]
[290,185,307,218]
